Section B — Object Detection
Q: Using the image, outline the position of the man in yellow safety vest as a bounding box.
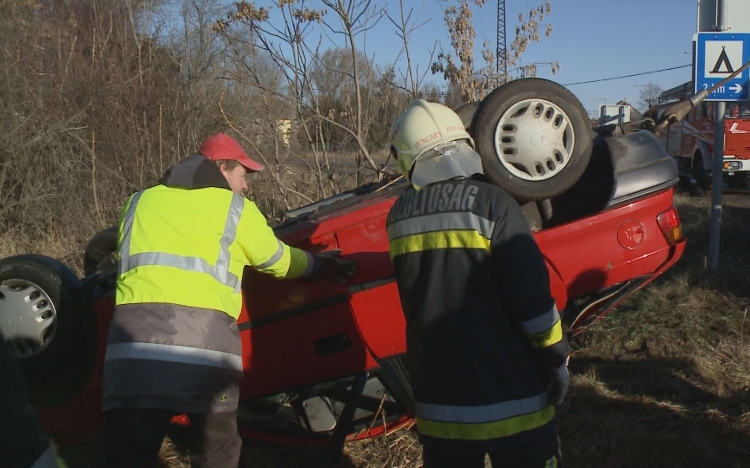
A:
[96,133,356,468]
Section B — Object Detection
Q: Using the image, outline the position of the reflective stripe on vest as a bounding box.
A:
[119,191,245,293]
[416,392,554,440]
[256,239,285,270]
[105,341,243,371]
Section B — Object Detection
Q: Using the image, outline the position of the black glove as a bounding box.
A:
[313,249,356,284]
[548,357,570,406]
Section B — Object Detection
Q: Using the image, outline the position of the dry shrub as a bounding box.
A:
[0,227,86,276]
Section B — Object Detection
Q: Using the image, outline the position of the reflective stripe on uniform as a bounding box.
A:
[387,212,495,241]
[119,192,245,292]
[528,318,564,348]
[416,392,549,423]
[521,304,561,335]
[417,404,554,440]
[105,342,243,371]
[389,230,491,258]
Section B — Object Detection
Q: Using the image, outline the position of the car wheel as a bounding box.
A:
[473,78,593,201]
[455,101,481,133]
[0,254,92,405]
[83,225,118,276]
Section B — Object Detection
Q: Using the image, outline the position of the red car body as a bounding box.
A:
[39,131,686,448]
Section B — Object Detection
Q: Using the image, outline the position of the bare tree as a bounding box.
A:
[432,0,559,103]
[383,0,437,99]
[320,0,382,184]
[506,2,559,79]
[638,82,663,113]
[0,0,226,246]
[217,0,391,197]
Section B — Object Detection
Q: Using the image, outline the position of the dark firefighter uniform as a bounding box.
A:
[99,154,315,467]
[386,176,570,459]
[0,339,67,468]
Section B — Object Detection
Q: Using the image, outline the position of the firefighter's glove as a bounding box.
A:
[548,357,570,406]
[314,249,356,284]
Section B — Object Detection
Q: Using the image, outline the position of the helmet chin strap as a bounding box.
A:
[409,141,484,190]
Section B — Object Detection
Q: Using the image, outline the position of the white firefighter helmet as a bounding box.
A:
[390,99,482,190]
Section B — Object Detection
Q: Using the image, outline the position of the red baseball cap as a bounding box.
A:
[199,133,264,172]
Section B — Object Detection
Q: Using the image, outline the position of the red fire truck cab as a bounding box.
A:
[658,80,750,189]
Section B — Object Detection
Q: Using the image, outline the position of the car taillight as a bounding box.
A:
[657,206,683,245]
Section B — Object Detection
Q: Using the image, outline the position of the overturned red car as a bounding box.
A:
[0,79,686,454]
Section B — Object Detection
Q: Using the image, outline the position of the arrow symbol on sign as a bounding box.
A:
[730,83,743,94]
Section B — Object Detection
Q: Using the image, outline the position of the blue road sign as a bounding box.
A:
[695,32,750,101]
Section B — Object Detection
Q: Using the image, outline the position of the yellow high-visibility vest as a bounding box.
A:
[115,185,310,320]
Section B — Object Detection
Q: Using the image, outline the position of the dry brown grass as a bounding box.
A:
[559,191,750,468]
[53,190,750,467]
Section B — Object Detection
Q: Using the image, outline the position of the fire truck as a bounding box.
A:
[658,81,750,189]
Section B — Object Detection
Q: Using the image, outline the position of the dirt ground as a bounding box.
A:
[720,192,750,208]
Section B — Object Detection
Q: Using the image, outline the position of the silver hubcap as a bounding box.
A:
[0,279,57,358]
[493,98,576,181]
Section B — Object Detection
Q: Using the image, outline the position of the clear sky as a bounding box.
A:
[377,0,699,116]
[247,0,700,116]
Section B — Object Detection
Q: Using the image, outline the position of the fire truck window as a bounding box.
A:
[725,103,750,118]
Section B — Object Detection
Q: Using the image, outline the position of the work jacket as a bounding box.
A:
[103,154,313,413]
[386,176,570,451]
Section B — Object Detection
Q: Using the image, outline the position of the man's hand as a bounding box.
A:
[548,357,570,406]
[314,250,356,284]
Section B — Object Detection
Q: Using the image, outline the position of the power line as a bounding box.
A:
[563,64,691,86]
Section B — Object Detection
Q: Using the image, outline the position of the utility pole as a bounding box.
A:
[497,0,507,84]
[708,0,728,270]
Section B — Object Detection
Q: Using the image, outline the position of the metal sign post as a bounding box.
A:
[710,2,728,271]
[694,0,750,270]
[709,100,725,271]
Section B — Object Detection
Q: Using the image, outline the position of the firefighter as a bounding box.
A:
[0,338,68,468]
[96,133,356,468]
[386,100,571,468]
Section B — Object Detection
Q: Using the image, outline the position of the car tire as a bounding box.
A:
[473,78,593,202]
[83,225,119,276]
[0,254,92,406]
[455,101,481,133]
